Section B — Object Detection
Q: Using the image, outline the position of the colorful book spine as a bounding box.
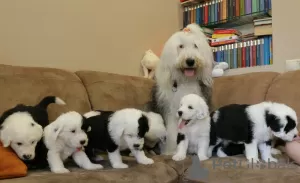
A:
[212,36,272,69]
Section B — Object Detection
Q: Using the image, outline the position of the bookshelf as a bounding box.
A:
[181,0,273,76]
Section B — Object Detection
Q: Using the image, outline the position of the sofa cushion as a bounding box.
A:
[76,71,154,111]
[266,70,300,128]
[0,142,27,180]
[2,155,191,183]
[212,72,279,110]
[0,64,91,121]
[184,154,299,183]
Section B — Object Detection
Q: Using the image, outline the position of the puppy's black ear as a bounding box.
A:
[265,110,281,132]
[284,116,296,133]
[138,114,150,138]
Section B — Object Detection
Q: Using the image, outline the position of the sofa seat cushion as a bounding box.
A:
[212,72,279,110]
[2,155,191,183]
[188,154,300,183]
[0,64,91,121]
[76,71,154,111]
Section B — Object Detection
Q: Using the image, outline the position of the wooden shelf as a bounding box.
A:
[180,0,210,7]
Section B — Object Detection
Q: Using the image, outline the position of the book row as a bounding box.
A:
[212,35,272,69]
[183,0,272,27]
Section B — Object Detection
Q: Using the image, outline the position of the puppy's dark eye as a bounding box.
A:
[31,123,35,127]
[71,130,76,133]
[17,142,23,146]
[31,141,35,144]
[128,134,133,138]
[188,106,193,109]
[179,44,184,49]
[194,44,198,48]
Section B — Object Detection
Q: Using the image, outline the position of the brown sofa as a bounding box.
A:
[1,63,300,183]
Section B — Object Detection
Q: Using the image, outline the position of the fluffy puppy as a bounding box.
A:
[209,102,299,163]
[172,94,210,162]
[148,23,214,155]
[0,96,65,169]
[43,111,103,173]
[82,108,154,169]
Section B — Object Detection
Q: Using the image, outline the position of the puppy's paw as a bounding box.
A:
[172,153,186,161]
[247,157,260,164]
[138,157,154,165]
[85,163,103,170]
[198,155,209,161]
[271,148,282,155]
[263,157,278,163]
[52,168,70,174]
[112,163,129,169]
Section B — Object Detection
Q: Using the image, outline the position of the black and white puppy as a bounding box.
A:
[172,94,211,162]
[82,108,154,169]
[43,111,103,173]
[209,102,299,163]
[0,96,65,169]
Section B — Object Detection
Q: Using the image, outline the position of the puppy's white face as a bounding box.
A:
[266,103,299,142]
[123,122,145,151]
[177,94,209,129]
[44,111,88,150]
[0,112,43,160]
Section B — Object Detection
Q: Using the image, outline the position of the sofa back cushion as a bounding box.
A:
[0,64,91,121]
[212,72,279,110]
[76,71,154,111]
[266,70,300,125]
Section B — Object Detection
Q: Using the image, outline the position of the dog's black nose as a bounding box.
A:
[23,154,32,160]
[178,111,183,117]
[294,135,297,138]
[186,59,195,67]
[133,144,140,148]
[80,140,86,145]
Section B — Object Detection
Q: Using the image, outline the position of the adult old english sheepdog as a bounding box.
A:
[149,23,214,155]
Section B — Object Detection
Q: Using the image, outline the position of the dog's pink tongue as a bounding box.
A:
[179,120,186,129]
[184,69,195,77]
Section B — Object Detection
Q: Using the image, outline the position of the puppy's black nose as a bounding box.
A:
[23,154,32,160]
[133,144,140,148]
[80,140,86,145]
[294,135,297,138]
[178,111,183,117]
[186,59,195,67]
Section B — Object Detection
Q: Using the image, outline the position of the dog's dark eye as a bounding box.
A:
[71,130,76,133]
[17,142,23,146]
[179,44,184,49]
[128,134,133,138]
[188,106,193,109]
[31,123,35,127]
[31,141,35,144]
[194,44,198,48]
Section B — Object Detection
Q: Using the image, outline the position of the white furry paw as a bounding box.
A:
[172,153,186,161]
[198,155,209,161]
[51,168,70,174]
[247,157,260,164]
[112,163,129,169]
[263,157,278,163]
[138,157,154,165]
[271,148,282,155]
[84,163,103,170]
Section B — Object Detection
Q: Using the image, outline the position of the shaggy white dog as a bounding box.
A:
[150,23,214,155]
[0,96,65,161]
[172,94,210,162]
[81,108,154,169]
[43,111,103,173]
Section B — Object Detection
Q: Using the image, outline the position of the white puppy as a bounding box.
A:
[172,94,210,162]
[149,23,214,155]
[43,111,103,173]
